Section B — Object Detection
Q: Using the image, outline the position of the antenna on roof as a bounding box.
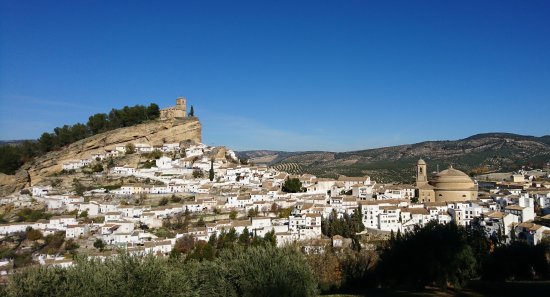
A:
[437,164,439,173]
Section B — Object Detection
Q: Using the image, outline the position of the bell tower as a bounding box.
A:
[416,159,427,185]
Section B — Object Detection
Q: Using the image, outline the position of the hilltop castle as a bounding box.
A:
[160,97,187,119]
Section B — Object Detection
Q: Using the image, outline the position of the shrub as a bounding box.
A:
[26,228,43,241]
[158,197,169,206]
[5,247,317,297]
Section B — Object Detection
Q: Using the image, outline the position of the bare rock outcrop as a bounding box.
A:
[0,117,201,194]
[0,166,30,196]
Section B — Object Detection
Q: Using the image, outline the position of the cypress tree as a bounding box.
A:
[209,159,214,181]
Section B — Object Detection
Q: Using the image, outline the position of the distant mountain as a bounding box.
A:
[237,133,550,183]
[0,140,32,146]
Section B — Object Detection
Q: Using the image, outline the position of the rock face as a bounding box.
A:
[0,170,30,197]
[0,117,201,194]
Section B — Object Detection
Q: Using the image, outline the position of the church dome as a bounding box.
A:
[432,166,476,190]
[417,158,426,165]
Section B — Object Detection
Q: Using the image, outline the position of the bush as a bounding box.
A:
[170,195,181,203]
[93,239,105,252]
[217,246,317,297]
[26,228,43,241]
[158,197,169,206]
[16,208,52,222]
[5,247,318,297]
[125,143,136,154]
[92,163,103,172]
[41,232,66,255]
[229,210,237,220]
[192,169,204,179]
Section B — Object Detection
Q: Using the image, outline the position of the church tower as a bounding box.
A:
[416,159,428,186]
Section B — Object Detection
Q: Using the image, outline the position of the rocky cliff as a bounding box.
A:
[0,117,201,195]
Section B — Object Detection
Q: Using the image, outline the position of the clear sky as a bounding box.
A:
[1,0,549,151]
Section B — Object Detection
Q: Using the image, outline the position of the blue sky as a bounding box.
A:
[1,0,549,151]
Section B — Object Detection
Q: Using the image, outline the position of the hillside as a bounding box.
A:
[238,133,550,183]
[0,117,201,195]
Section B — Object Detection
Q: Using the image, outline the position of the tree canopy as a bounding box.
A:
[4,247,318,297]
[282,178,303,193]
[378,221,477,289]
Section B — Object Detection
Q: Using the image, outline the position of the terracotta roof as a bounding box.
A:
[488,211,505,219]
[338,176,369,182]
[505,205,525,211]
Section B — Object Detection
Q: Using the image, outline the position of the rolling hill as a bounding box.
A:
[238,133,550,183]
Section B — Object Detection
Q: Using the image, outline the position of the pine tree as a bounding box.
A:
[239,227,251,246]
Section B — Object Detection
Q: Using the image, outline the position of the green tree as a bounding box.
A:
[158,197,169,206]
[263,229,277,247]
[146,103,160,119]
[93,238,106,252]
[378,221,476,289]
[173,235,196,255]
[238,227,251,246]
[0,145,23,174]
[64,239,80,253]
[247,207,259,218]
[87,113,108,134]
[219,246,316,296]
[229,210,238,220]
[125,143,135,154]
[170,194,181,203]
[38,132,54,152]
[195,217,206,227]
[26,228,43,241]
[282,178,303,193]
[72,179,86,196]
[92,163,103,172]
[189,105,194,117]
[482,241,550,281]
[107,157,115,169]
[209,159,215,181]
[192,169,204,179]
[4,247,317,297]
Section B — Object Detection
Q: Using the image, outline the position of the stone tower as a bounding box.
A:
[160,97,187,119]
[416,159,428,186]
[176,97,186,113]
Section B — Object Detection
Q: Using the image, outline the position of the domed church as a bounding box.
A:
[415,159,478,202]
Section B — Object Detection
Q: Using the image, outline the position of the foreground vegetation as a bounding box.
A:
[2,221,549,296]
[1,246,317,297]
